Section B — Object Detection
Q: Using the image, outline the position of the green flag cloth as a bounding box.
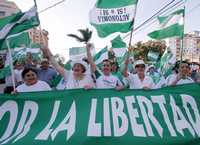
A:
[158,47,176,76]
[89,0,138,37]
[148,9,184,39]
[94,46,108,65]
[69,47,87,61]
[111,35,127,63]
[0,6,39,49]
[12,47,41,62]
[147,50,160,62]
[0,65,9,79]
[0,32,31,50]
[0,84,200,145]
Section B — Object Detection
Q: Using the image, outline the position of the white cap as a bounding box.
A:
[134,60,146,68]
[72,60,88,71]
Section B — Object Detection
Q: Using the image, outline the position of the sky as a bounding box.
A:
[9,0,200,61]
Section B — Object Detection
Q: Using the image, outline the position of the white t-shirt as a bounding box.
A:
[63,70,95,89]
[16,80,51,92]
[14,69,23,83]
[166,74,194,86]
[125,73,155,89]
[96,74,122,89]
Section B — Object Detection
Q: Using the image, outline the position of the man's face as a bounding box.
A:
[41,61,49,70]
[135,64,145,74]
[179,63,190,76]
[102,61,111,75]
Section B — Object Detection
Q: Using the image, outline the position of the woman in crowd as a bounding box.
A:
[42,46,95,89]
[16,68,51,92]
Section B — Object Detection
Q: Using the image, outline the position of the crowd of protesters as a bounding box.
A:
[0,44,200,94]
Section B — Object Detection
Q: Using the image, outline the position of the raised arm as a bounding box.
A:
[86,43,96,73]
[41,47,65,77]
[122,53,130,77]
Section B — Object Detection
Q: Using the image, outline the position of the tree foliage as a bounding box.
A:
[129,40,166,62]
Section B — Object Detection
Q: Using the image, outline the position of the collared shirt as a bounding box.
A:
[125,73,155,89]
[96,74,122,89]
[166,74,194,86]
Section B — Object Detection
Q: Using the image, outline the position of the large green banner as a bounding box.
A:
[0,84,200,145]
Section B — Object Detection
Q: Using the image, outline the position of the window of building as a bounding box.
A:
[0,11,5,17]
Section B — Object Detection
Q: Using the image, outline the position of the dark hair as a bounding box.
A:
[102,59,111,64]
[22,68,38,79]
[72,63,86,73]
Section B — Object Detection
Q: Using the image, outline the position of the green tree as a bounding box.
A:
[129,40,166,62]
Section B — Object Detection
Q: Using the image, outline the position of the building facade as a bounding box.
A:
[28,28,49,47]
[0,0,49,47]
[0,0,20,18]
[169,31,200,63]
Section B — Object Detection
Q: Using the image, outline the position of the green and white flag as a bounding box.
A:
[0,32,31,50]
[158,47,176,76]
[12,47,41,62]
[90,0,138,37]
[0,6,39,47]
[148,9,184,40]
[147,50,160,62]
[111,35,127,63]
[69,47,87,61]
[94,46,108,65]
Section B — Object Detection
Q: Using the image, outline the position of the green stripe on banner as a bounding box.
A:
[91,22,133,38]
[148,23,184,40]
[0,84,200,145]
[96,0,138,8]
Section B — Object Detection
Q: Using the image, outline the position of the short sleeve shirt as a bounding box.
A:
[16,80,51,92]
[63,70,95,89]
[96,74,123,89]
[125,74,155,89]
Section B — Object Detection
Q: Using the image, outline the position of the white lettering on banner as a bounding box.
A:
[0,101,18,143]
[137,96,163,137]
[111,97,129,137]
[181,94,200,137]
[51,101,76,141]
[170,95,195,137]
[151,95,177,136]
[103,98,111,136]
[1,93,200,144]
[2,101,39,144]
[87,99,101,136]
[125,96,146,137]
[35,101,61,140]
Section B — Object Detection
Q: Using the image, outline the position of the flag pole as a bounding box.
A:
[128,3,139,60]
[6,39,16,92]
[180,7,185,62]
[33,0,46,50]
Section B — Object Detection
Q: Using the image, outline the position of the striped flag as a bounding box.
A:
[0,6,39,48]
[90,0,138,37]
[111,35,127,63]
[148,9,184,40]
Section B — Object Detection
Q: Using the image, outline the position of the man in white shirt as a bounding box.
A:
[96,59,123,89]
[166,62,194,86]
[123,59,155,89]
